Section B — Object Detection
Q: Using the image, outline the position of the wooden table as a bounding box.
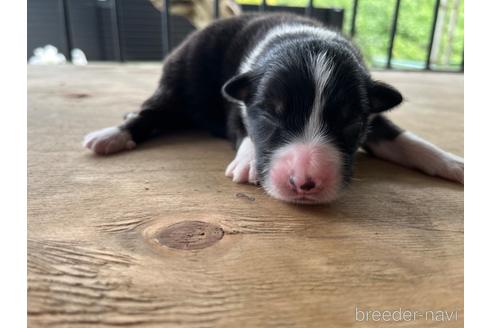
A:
[28,64,463,327]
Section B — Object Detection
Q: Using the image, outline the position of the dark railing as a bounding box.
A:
[109,0,123,61]
[58,0,73,62]
[161,0,171,56]
[349,0,358,37]
[386,0,401,69]
[53,0,463,72]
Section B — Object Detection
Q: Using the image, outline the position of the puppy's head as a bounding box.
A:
[223,45,402,204]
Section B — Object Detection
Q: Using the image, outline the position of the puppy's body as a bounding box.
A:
[84,13,464,204]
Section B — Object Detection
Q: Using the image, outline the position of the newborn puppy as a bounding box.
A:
[84,13,464,204]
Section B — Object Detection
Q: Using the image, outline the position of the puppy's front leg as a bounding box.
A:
[225,137,258,184]
[83,47,190,155]
[363,115,464,184]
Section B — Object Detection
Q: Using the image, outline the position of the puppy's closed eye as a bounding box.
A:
[258,112,280,127]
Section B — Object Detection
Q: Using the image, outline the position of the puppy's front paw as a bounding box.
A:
[83,127,135,155]
[225,137,258,184]
[226,158,257,184]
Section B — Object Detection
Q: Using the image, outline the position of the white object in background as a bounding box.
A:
[71,48,88,66]
[28,45,66,65]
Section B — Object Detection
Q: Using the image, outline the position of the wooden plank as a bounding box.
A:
[28,64,463,327]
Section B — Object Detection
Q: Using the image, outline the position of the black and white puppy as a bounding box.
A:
[84,13,464,204]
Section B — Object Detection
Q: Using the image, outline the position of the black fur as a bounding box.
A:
[120,13,404,186]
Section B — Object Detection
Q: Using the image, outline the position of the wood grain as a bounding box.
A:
[28,64,463,327]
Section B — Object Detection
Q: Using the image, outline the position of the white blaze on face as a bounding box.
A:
[303,52,333,143]
[237,24,337,136]
[263,53,344,204]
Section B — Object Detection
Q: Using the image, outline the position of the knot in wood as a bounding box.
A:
[156,221,224,250]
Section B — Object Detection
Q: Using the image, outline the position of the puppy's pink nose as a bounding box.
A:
[289,175,317,192]
[266,142,342,203]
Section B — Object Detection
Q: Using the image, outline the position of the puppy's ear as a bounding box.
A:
[368,81,403,113]
[222,72,260,104]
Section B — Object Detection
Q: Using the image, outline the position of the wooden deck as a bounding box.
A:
[28,64,463,327]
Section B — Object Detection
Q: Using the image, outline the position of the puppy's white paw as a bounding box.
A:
[226,158,258,184]
[83,127,135,155]
[439,155,464,184]
[225,137,258,184]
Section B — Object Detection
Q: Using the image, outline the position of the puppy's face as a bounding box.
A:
[223,51,402,204]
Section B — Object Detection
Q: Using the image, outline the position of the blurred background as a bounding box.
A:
[27,0,464,71]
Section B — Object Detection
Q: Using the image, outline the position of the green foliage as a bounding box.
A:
[234,0,464,70]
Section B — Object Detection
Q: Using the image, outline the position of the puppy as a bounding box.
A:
[84,13,464,204]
